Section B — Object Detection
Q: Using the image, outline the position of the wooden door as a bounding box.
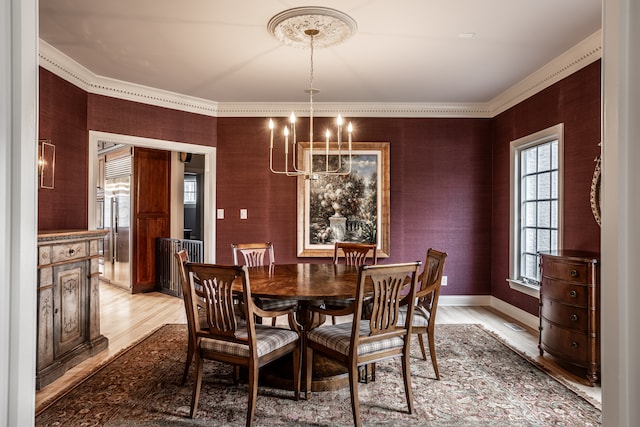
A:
[131,147,171,293]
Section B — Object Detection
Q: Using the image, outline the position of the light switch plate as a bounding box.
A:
[216,209,224,219]
[240,209,248,219]
[441,276,448,286]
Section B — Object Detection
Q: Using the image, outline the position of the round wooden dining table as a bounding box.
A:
[237,263,363,392]
[244,262,360,299]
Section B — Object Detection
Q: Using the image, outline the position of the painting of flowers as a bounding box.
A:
[297,142,389,257]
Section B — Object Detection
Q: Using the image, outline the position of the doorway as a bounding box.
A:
[88,131,217,264]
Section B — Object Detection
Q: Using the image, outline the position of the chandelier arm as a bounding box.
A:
[291,120,304,173]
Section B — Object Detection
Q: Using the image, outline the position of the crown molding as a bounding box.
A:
[38,40,218,117]
[39,30,602,119]
[215,102,493,118]
[488,30,602,116]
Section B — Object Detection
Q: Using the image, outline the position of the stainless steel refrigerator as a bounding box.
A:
[102,170,132,289]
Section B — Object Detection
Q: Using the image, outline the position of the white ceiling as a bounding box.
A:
[39,0,602,107]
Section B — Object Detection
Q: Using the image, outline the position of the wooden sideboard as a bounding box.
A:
[538,250,600,386]
[36,230,109,389]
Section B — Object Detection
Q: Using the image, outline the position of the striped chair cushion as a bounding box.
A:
[199,326,298,358]
[307,321,404,357]
[397,305,430,327]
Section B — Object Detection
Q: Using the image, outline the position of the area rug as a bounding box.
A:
[35,324,601,426]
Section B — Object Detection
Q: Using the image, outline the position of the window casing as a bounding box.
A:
[184,174,197,205]
[508,124,563,298]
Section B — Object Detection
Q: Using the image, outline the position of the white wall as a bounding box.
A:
[1,0,38,425]
[602,0,640,425]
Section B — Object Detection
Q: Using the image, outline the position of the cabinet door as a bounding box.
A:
[53,261,88,357]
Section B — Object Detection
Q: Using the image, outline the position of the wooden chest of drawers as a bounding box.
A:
[538,250,599,386]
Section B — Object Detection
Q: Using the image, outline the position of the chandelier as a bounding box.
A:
[267,7,357,180]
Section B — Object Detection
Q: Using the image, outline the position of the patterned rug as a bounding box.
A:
[35,324,601,426]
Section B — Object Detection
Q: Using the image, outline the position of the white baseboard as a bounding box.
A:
[439,295,492,306]
[439,295,539,331]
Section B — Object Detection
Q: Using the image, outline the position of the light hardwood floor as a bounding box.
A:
[35,283,601,414]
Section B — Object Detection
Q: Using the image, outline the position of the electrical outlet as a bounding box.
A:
[240,209,248,220]
[216,209,224,219]
[441,276,448,286]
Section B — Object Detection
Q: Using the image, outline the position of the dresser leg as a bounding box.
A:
[586,365,599,387]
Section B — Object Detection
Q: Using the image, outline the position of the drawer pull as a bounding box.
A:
[570,314,578,321]
[571,341,579,349]
[570,269,578,277]
[68,248,76,256]
[569,290,577,298]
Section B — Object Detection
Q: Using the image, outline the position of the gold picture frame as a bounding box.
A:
[39,139,56,189]
[297,141,390,257]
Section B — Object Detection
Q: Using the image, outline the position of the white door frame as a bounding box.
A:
[88,131,216,263]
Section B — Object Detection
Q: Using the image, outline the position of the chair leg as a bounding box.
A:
[190,354,204,418]
[182,340,194,385]
[401,353,415,415]
[292,346,301,401]
[358,364,376,383]
[233,366,241,384]
[247,364,259,427]
[348,363,361,427]
[427,329,440,380]
[305,347,313,400]
[331,315,337,325]
[417,333,428,360]
[271,316,277,326]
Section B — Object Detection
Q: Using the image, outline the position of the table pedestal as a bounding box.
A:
[262,303,352,392]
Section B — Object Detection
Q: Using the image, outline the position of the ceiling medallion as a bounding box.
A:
[267,7,357,49]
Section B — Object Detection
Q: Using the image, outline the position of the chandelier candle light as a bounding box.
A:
[267,7,357,180]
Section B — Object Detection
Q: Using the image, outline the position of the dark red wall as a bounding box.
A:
[38,68,89,231]
[87,94,217,146]
[491,60,602,314]
[215,117,493,297]
[38,60,601,310]
[37,67,217,231]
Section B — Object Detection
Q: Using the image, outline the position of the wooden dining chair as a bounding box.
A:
[232,242,275,267]
[180,260,301,427]
[327,242,378,325]
[305,261,421,427]
[232,242,297,326]
[177,250,245,385]
[398,248,447,379]
[175,250,203,385]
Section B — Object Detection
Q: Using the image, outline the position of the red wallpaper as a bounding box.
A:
[491,60,602,314]
[38,67,217,232]
[87,94,217,147]
[215,117,494,297]
[38,61,602,311]
[38,68,89,231]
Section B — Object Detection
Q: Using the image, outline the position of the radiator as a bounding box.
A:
[156,238,203,297]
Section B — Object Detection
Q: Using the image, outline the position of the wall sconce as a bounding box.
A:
[38,139,55,189]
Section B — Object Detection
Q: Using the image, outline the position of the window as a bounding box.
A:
[508,124,563,298]
[184,174,197,205]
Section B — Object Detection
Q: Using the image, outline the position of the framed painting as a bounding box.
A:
[297,141,390,257]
